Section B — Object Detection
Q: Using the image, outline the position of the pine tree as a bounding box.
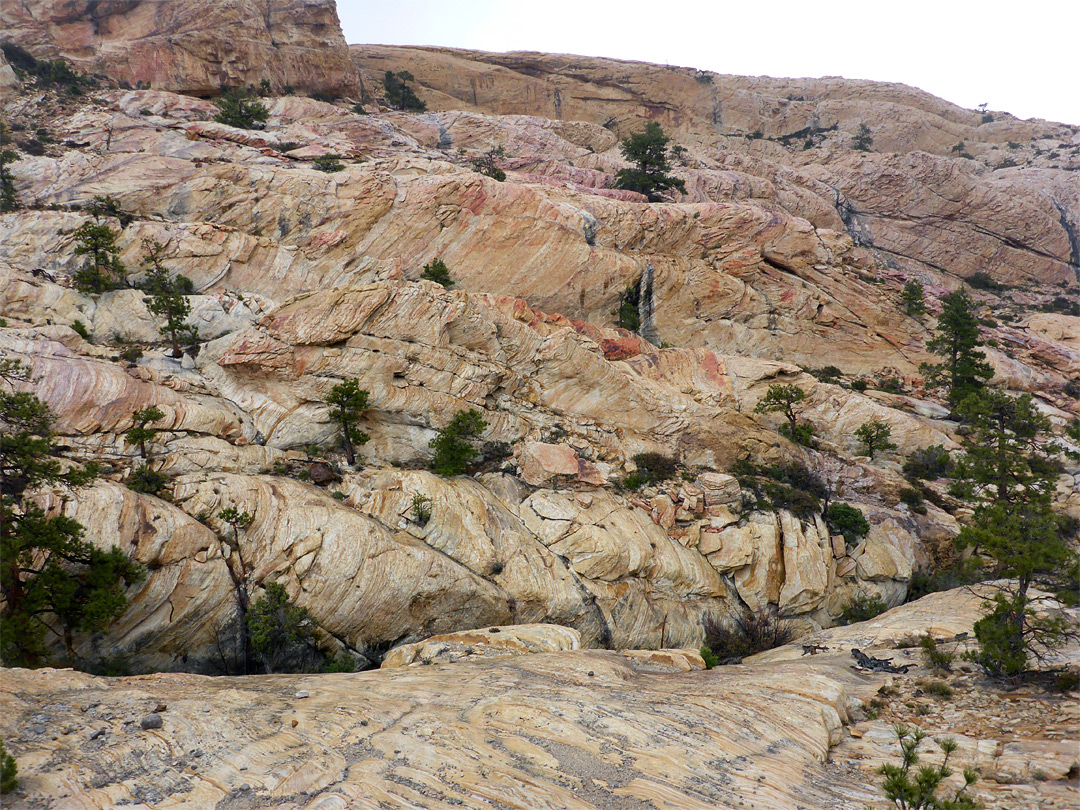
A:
[71,221,126,293]
[953,390,1078,677]
[614,122,686,202]
[920,290,993,408]
[246,582,318,674]
[124,405,165,459]
[382,71,426,112]
[429,408,487,476]
[0,121,21,213]
[754,384,814,445]
[140,240,196,354]
[213,88,270,129]
[901,279,926,317]
[855,420,897,458]
[1,359,144,666]
[326,379,370,466]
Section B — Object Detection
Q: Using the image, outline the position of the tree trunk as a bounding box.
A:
[341,422,355,466]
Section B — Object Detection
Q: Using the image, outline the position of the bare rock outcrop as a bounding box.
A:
[0,0,360,96]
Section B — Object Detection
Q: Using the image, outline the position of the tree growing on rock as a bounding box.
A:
[71,221,126,293]
[471,145,506,181]
[420,258,454,288]
[430,408,487,476]
[900,279,926,317]
[125,406,165,459]
[1,359,144,667]
[855,420,897,459]
[852,123,873,151]
[0,121,20,213]
[246,582,319,674]
[953,390,1079,678]
[614,122,686,202]
[920,290,993,408]
[877,725,980,810]
[213,88,270,129]
[217,505,255,672]
[382,71,426,112]
[326,379,370,466]
[140,240,197,355]
[754,383,814,445]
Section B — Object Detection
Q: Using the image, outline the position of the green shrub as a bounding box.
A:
[411,493,432,525]
[852,123,873,151]
[312,154,344,173]
[308,91,339,103]
[903,445,954,480]
[247,582,320,673]
[617,282,640,331]
[128,463,167,495]
[0,739,16,795]
[779,421,815,446]
[907,559,984,602]
[920,679,954,700]
[429,409,487,476]
[71,222,127,293]
[807,365,842,383]
[70,319,90,340]
[966,271,1009,293]
[383,71,426,112]
[699,646,719,669]
[855,420,897,458]
[321,651,356,672]
[919,635,954,673]
[876,726,979,810]
[612,122,686,201]
[850,378,868,392]
[632,452,678,483]
[622,472,647,491]
[471,145,507,181]
[899,487,928,515]
[213,88,270,129]
[826,503,870,546]
[840,594,889,625]
[420,258,454,288]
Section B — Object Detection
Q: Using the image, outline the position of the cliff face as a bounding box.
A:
[0,0,360,96]
[353,45,1080,292]
[0,3,1078,674]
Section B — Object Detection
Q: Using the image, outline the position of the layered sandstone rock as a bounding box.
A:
[0,0,360,96]
[2,588,1072,810]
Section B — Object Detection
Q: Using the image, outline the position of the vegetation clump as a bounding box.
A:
[852,123,873,151]
[0,121,20,213]
[1,359,144,667]
[471,145,507,181]
[876,725,980,810]
[213,88,270,129]
[420,258,454,288]
[855,419,897,459]
[826,502,871,546]
[139,240,197,354]
[623,452,678,490]
[920,291,993,408]
[312,154,344,173]
[901,279,926,317]
[613,122,686,201]
[0,739,15,795]
[383,71,426,111]
[702,606,796,664]
[247,582,319,673]
[903,445,954,481]
[430,408,487,477]
[839,593,889,625]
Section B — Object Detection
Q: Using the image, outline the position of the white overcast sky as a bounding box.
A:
[338,0,1078,126]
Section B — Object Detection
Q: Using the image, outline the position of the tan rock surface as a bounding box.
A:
[381,623,581,668]
[1,0,360,96]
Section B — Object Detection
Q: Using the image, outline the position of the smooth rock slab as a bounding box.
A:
[0,652,877,810]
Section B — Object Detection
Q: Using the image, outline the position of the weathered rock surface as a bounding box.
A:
[0,0,360,96]
[2,588,1073,810]
[381,623,581,668]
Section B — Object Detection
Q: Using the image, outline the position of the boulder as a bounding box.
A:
[516,441,605,487]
